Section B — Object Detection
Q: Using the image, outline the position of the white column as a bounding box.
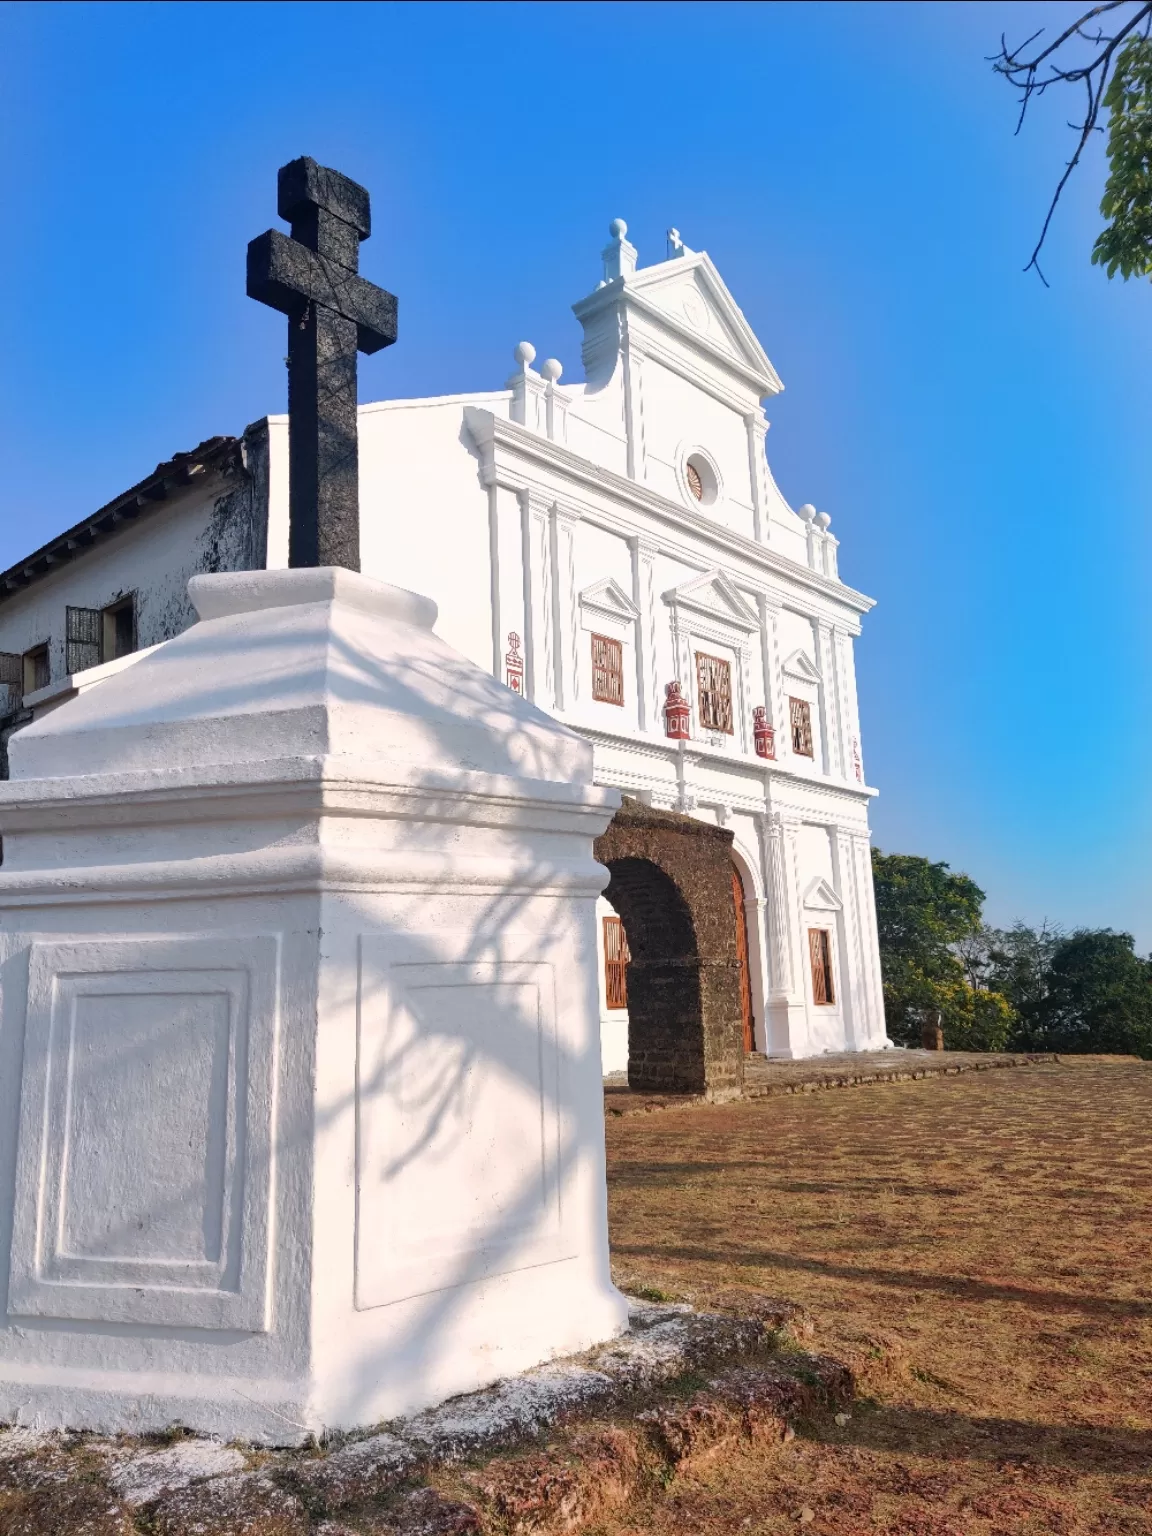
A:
[549,504,582,711]
[835,627,865,785]
[814,619,842,777]
[621,332,646,482]
[758,595,787,742]
[520,490,554,709]
[758,809,809,1056]
[745,411,769,543]
[851,829,888,1045]
[830,827,865,1050]
[630,536,660,733]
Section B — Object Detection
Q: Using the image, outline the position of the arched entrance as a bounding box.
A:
[594,799,745,1098]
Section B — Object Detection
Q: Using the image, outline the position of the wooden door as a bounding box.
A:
[731,865,755,1052]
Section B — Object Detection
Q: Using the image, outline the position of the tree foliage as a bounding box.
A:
[870,850,1012,1051]
[1093,35,1152,276]
[992,2,1152,281]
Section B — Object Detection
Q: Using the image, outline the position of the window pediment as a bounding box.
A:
[661,570,759,634]
[782,649,822,683]
[579,578,639,633]
[803,877,842,912]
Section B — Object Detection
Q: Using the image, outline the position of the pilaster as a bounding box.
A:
[549,504,582,710]
[630,536,660,733]
[744,411,770,543]
[519,490,554,708]
[813,620,842,777]
[757,809,808,1056]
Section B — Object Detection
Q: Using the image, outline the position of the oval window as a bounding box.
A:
[684,453,718,507]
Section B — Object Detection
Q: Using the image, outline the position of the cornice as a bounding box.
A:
[567,718,877,801]
[464,410,875,620]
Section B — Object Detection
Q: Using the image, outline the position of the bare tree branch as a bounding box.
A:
[990,1,1152,282]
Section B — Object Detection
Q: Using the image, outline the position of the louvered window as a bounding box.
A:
[66,607,102,675]
[591,633,624,705]
[0,653,21,714]
[789,696,814,757]
[603,916,630,1009]
[809,927,835,1005]
[695,652,733,734]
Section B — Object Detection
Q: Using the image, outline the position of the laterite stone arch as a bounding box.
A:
[594,797,745,1098]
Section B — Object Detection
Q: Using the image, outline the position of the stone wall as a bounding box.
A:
[595,799,744,1098]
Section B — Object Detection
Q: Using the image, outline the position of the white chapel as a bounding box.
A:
[0,220,890,1075]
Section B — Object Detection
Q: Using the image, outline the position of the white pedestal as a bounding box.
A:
[0,568,627,1441]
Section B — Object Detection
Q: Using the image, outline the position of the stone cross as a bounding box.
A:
[247,157,397,570]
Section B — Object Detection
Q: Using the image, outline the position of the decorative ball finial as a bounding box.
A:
[541,358,563,382]
[798,503,816,522]
[814,511,832,530]
[514,340,536,368]
[609,217,628,240]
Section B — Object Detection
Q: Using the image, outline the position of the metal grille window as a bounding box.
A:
[0,653,21,715]
[695,651,733,734]
[24,646,49,694]
[809,927,835,1005]
[789,696,814,757]
[591,633,624,705]
[66,607,102,675]
[603,915,630,1010]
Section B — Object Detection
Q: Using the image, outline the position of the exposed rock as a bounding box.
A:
[393,1487,480,1534]
[106,1439,246,1506]
[290,1432,420,1511]
[147,1471,308,1535]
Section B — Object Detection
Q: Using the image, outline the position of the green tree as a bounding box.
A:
[993,4,1152,281]
[1011,929,1152,1056]
[871,850,1013,1051]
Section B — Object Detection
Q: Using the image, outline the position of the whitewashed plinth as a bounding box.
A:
[0,567,628,1442]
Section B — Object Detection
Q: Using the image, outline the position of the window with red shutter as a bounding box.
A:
[603,916,630,1009]
[789,696,814,757]
[808,927,835,1005]
[695,651,733,733]
[591,633,624,705]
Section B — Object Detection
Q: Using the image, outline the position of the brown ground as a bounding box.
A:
[601,1057,1152,1536]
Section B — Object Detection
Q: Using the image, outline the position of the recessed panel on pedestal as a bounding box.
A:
[355,944,571,1310]
[8,936,279,1331]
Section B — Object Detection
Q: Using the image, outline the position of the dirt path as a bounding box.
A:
[603,1058,1152,1535]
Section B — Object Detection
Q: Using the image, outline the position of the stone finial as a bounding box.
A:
[602,218,638,282]
[814,511,832,530]
[513,341,537,370]
[541,358,563,382]
[797,503,816,523]
[667,227,685,258]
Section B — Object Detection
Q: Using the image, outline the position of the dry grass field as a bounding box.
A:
[602,1058,1152,1536]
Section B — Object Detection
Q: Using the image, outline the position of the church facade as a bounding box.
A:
[0,221,889,1076]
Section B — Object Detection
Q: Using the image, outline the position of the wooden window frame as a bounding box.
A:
[591,632,624,706]
[695,650,734,734]
[789,695,814,757]
[603,915,630,1010]
[808,926,835,1006]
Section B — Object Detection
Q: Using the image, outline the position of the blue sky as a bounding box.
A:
[1,1,1148,944]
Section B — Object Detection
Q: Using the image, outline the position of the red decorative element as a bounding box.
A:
[851,735,864,782]
[753,706,776,760]
[505,631,524,695]
[663,680,690,740]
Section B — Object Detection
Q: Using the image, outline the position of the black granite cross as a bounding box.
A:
[247,157,397,570]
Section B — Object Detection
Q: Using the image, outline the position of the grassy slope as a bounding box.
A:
[603,1059,1152,1535]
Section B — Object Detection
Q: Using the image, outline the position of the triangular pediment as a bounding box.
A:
[782,649,822,683]
[661,570,759,632]
[803,877,842,912]
[626,252,783,395]
[578,577,639,622]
